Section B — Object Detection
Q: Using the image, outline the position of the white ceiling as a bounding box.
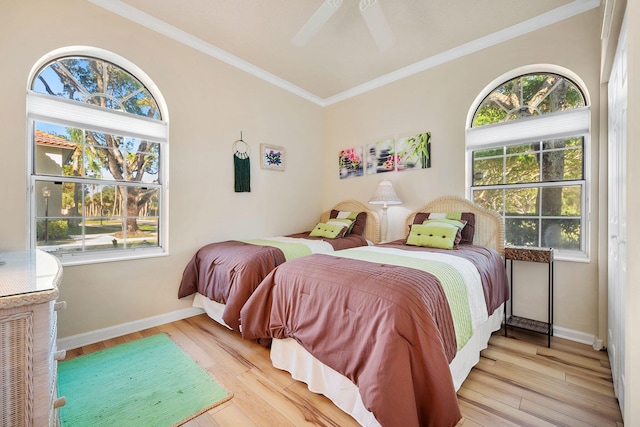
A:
[90,0,601,105]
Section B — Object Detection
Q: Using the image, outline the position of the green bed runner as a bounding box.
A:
[330,249,473,350]
[244,239,312,261]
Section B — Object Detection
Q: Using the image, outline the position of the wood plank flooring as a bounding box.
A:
[64,314,624,426]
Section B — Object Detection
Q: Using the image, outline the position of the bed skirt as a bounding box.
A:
[194,292,504,426]
[270,304,505,427]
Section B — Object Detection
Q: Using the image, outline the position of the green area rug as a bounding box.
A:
[58,333,231,427]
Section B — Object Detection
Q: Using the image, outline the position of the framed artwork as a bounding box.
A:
[366,138,396,174]
[339,146,364,179]
[260,144,285,171]
[395,132,431,172]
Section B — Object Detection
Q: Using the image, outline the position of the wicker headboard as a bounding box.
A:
[404,196,505,256]
[320,200,381,244]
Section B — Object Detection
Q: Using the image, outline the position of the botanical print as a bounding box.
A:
[339,146,364,179]
[260,144,285,171]
[366,138,397,174]
[395,132,431,171]
[265,150,281,166]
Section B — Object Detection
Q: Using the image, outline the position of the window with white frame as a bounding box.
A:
[28,50,168,264]
[467,72,589,257]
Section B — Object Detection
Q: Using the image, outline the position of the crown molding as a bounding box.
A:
[323,0,601,105]
[88,0,325,106]
[89,0,600,107]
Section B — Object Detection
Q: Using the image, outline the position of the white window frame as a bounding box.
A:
[26,47,169,266]
[465,67,590,262]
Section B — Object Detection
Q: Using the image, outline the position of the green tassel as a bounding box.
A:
[234,152,250,192]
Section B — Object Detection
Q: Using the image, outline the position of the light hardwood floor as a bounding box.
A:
[64,314,624,427]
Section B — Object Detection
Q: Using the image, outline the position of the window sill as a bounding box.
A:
[45,248,168,267]
[550,250,590,263]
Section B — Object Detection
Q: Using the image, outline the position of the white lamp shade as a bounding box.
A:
[368,180,402,205]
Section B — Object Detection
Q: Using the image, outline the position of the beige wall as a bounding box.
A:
[323,10,603,337]
[0,0,324,337]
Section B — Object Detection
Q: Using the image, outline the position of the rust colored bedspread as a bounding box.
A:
[240,244,508,427]
[178,234,367,330]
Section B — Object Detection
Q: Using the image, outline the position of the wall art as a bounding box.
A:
[366,138,396,174]
[260,144,285,171]
[339,146,364,179]
[395,132,431,172]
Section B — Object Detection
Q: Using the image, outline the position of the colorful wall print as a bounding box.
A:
[366,138,396,174]
[260,144,285,171]
[395,132,431,171]
[339,146,364,179]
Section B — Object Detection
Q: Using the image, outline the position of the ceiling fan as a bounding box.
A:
[292,0,394,51]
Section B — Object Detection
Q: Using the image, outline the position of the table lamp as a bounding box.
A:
[368,180,402,242]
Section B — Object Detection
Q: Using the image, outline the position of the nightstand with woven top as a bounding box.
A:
[503,246,554,347]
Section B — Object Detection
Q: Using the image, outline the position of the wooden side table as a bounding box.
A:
[504,246,554,347]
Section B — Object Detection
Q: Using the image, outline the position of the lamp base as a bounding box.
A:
[380,206,389,243]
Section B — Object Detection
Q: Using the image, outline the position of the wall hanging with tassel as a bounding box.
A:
[233,132,251,192]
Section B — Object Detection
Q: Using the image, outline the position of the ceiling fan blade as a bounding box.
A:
[359,0,393,51]
[292,0,344,47]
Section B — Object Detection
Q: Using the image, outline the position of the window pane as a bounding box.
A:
[126,139,160,183]
[123,186,159,234]
[563,148,583,180]
[541,147,583,181]
[34,122,82,177]
[472,189,504,214]
[35,181,82,219]
[505,188,539,216]
[36,219,71,247]
[473,158,503,185]
[135,188,159,216]
[541,186,581,216]
[125,217,159,248]
[505,153,540,184]
[472,103,508,127]
[542,219,581,250]
[32,57,161,120]
[506,218,539,247]
[83,185,114,216]
[62,182,83,218]
[83,218,124,252]
[84,146,119,180]
[472,73,585,128]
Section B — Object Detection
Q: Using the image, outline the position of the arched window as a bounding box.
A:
[28,48,168,264]
[467,70,589,258]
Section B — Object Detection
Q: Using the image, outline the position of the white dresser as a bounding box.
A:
[0,250,65,427]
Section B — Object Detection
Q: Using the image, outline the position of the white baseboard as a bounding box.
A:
[553,325,599,347]
[57,307,601,352]
[57,307,205,351]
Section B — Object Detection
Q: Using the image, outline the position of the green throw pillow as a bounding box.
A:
[310,222,346,239]
[422,218,466,247]
[327,218,355,233]
[407,223,458,249]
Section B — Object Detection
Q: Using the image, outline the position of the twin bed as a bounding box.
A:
[178,200,380,330]
[179,196,508,427]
